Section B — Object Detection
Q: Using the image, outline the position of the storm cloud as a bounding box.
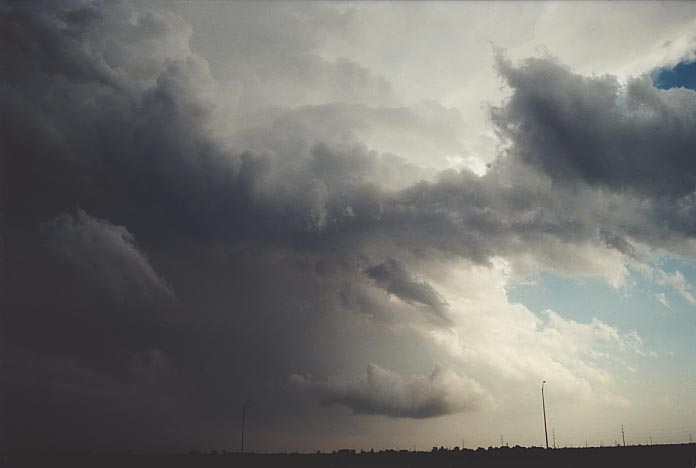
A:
[45,209,175,303]
[2,0,696,452]
[365,258,449,322]
[492,54,696,198]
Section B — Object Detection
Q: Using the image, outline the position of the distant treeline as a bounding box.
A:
[4,443,696,468]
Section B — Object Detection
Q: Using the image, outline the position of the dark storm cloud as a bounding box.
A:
[481,53,696,254]
[45,209,175,303]
[378,166,608,272]
[0,1,229,235]
[1,2,260,449]
[0,1,613,267]
[599,228,636,259]
[5,0,696,451]
[0,0,400,247]
[491,54,696,198]
[292,364,492,419]
[365,258,449,321]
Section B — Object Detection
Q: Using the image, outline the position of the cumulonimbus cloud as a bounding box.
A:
[1,0,691,450]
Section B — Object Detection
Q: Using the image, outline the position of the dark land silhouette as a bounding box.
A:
[5,444,696,468]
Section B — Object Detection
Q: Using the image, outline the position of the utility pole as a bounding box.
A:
[542,381,549,449]
[552,429,556,449]
[690,433,693,444]
[241,400,251,455]
[649,437,653,446]
[621,425,626,447]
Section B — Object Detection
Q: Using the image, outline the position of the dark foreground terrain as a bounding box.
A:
[4,444,696,468]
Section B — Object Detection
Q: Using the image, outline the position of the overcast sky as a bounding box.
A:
[4,0,696,453]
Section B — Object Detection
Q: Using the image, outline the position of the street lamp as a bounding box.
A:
[241,400,251,455]
[541,381,549,449]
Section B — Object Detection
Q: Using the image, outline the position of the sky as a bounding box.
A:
[3,0,696,453]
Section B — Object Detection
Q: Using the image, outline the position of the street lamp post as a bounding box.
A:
[241,400,251,455]
[542,381,549,449]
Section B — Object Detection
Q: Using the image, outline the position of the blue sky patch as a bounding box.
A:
[507,261,696,357]
[653,59,696,90]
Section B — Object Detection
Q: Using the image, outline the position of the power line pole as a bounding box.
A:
[690,433,693,444]
[621,425,626,447]
[541,381,549,449]
[650,437,653,446]
[552,429,556,449]
[241,400,251,455]
[500,434,504,447]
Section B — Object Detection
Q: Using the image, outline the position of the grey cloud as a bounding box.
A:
[8,2,696,274]
[599,228,636,258]
[45,209,175,303]
[237,102,467,172]
[0,2,192,90]
[380,167,597,267]
[480,53,696,254]
[491,53,696,198]
[171,3,400,109]
[236,55,401,110]
[0,0,478,450]
[0,0,403,250]
[365,258,449,321]
[293,364,492,419]
[0,1,234,238]
[339,277,439,325]
[340,281,393,322]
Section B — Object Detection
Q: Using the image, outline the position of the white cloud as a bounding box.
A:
[656,270,696,305]
[638,264,696,306]
[414,258,646,408]
[656,292,671,308]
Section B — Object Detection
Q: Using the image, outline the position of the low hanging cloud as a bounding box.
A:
[291,364,493,419]
[365,258,450,322]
